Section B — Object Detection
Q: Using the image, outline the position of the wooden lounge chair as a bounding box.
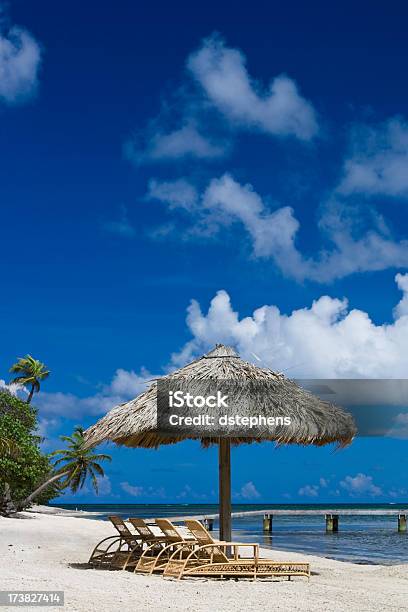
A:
[88,515,143,569]
[163,519,310,581]
[135,518,195,575]
[128,517,165,546]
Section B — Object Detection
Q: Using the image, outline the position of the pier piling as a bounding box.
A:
[398,514,407,533]
[204,518,214,531]
[262,513,273,532]
[325,514,339,533]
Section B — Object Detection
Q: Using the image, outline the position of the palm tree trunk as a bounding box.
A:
[20,471,69,509]
[27,385,35,404]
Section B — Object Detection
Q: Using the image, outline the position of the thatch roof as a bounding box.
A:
[84,344,356,449]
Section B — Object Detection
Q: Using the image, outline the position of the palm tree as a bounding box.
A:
[21,427,111,507]
[9,355,50,404]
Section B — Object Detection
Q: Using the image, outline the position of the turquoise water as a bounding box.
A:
[51,503,408,565]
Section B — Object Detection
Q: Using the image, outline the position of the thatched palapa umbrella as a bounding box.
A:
[84,344,356,540]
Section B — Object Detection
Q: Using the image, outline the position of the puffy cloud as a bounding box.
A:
[120,481,144,497]
[127,121,228,164]
[36,417,59,438]
[176,484,209,500]
[0,379,25,396]
[173,274,408,378]
[188,34,318,141]
[298,478,329,497]
[298,484,319,497]
[147,122,226,161]
[96,475,112,496]
[147,178,199,211]
[120,481,166,499]
[340,473,382,497]
[315,197,408,282]
[238,481,261,500]
[150,173,408,282]
[394,273,408,318]
[387,413,408,439]
[107,367,152,397]
[203,174,301,260]
[338,118,408,197]
[35,368,153,418]
[127,33,318,164]
[298,475,384,498]
[0,24,41,104]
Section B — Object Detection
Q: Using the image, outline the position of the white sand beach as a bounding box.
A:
[1,507,408,612]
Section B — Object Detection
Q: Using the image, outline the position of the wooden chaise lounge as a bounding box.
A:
[128,517,167,546]
[135,518,195,575]
[163,520,310,581]
[88,515,143,569]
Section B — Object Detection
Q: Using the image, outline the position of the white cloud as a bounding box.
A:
[188,34,318,141]
[388,487,407,499]
[298,484,319,497]
[0,379,25,396]
[394,273,408,318]
[145,121,227,161]
[176,484,208,500]
[172,273,408,378]
[96,475,112,496]
[0,25,41,104]
[299,475,383,498]
[36,417,59,438]
[202,174,304,271]
[298,478,329,497]
[35,368,153,418]
[338,118,408,197]
[127,33,318,164]
[147,178,199,211]
[120,481,166,499]
[126,120,228,164]
[387,413,408,439]
[238,481,261,500]
[340,473,382,497]
[107,367,152,396]
[150,173,408,282]
[120,481,144,497]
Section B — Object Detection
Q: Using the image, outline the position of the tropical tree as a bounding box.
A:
[22,427,111,507]
[9,355,50,404]
[0,390,56,516]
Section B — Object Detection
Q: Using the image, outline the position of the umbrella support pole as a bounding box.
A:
[219,438,232,544]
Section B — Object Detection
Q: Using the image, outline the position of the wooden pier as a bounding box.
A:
[160,508,408,533]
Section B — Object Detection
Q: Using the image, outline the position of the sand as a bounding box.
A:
[1,507,408,612]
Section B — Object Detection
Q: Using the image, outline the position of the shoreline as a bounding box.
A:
[29,504,106,518]
[32,504,408,567]
[1,510,408,611]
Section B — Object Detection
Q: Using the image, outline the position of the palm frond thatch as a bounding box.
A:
[84,344,356,449]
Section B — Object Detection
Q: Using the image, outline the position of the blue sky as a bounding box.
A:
[2,0,408,504]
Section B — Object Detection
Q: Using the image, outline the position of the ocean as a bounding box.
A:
[51,503,408,565]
